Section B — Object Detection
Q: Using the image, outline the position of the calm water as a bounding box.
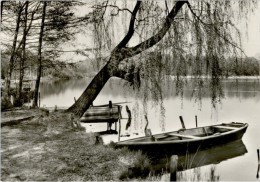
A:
[40,77,260,181]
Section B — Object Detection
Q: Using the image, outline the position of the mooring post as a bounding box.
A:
[54,105,58,112]
[179,116,186,129]
[109,100,112,108]
[257,149,259,163]
[257,149,260,179]
[195,115,198,128]
[170,155,178,181]
[118,105,122,142]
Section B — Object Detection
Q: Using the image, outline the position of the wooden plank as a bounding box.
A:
[213,125,238,130]
[83,111,119,116]
[80,116,119,123]
[167,133,200,139]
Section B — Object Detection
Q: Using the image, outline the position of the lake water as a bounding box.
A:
[40,77,260,181]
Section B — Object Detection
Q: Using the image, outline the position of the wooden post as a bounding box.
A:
[195,115,198,128]
[54,105,58,112]
[170,155,178,181]
[109,100,112,108]
[118,105,122,142]
[74,97,76,103]
[257,149,260,179]
[257,165,259,179]
[257,149,259,163]
[179,116,186,129]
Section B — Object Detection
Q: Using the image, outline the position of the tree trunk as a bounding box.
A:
[32,2,46,108]
[66,1,187,116]
[67,64,111,116]
[1,1,4,22]
[6,3,23,96]
[17,1,29,105]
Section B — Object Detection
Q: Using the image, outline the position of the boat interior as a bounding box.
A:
[127,122,245,142]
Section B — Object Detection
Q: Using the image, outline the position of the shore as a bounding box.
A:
[1,108,223,181]
[1,108,153,181]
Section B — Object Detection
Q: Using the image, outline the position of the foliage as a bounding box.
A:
[89,0,258,105]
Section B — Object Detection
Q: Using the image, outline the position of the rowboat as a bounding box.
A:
[116,122,248,154]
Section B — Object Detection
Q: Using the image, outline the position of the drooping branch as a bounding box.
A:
[127,1,188,57]
[186,2,246,55]
[116,0,142,49]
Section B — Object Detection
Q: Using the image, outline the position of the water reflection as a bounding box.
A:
[40,78,260,103]
[39,78,260,180]
[149,140,247,174]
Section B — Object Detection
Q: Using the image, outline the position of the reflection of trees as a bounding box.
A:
[223,80,260,100]
[40,78,260,101]
[40,78,134,99]
[40,79,91,99]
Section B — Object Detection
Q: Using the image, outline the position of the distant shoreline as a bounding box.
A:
[169,75,260,80]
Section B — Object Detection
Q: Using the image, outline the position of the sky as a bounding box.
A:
[242,3,260,58]
[68,0,260,61]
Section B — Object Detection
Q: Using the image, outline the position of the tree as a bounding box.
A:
[67,0,257,116]
[5,2,24,96]
[1,1,89,106]
[32,2,46,108]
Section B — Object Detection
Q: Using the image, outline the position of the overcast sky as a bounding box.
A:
[242,4,260,58]
[70,1,260,60]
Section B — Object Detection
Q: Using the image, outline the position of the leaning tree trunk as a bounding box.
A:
[67,1,187,116]
[67,64,111,116]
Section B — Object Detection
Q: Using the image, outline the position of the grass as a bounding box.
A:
[1,109,153,181]
[1,109,220,181]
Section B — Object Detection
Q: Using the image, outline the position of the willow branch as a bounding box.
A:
[116,0,142,49]
[186,1,246,55]
[127,1,188,57]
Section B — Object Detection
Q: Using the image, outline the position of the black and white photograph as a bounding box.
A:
[1,0,260,181]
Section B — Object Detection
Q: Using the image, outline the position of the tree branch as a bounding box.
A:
[127,1,188,57]
[116,0,141,49]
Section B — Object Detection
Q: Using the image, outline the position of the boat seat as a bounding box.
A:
[212,125,238,130]
[167,133,200,139]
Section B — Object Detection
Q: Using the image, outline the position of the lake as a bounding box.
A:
[40,77,260,181]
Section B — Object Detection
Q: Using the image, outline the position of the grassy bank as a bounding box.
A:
[1,109,220,181]
[1,109,152,181]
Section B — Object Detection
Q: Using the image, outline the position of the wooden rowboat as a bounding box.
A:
[116,122,248,154]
